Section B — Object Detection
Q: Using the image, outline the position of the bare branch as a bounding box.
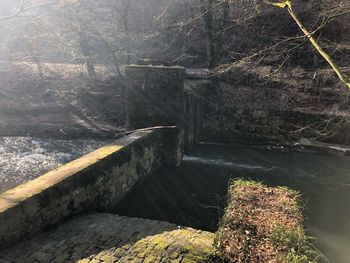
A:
[268,1,350,90]
[0,1,57,22]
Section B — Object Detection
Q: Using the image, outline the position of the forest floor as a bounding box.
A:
[0,61,126,139]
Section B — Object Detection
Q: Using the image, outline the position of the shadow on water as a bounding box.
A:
[115,143,350,263]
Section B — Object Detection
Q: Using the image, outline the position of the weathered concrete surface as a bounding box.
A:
[0,213,214,263]
[0,130,166,250]
[125,65,189,164]
[125,65,186,129]
[125,65,209,154]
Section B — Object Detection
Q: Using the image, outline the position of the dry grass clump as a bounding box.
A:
[213,179,326,263]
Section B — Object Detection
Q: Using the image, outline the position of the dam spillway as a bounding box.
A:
[1,65,350,262]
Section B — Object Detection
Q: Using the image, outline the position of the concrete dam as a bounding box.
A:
[0,65,349,262]
[0,65,214,262]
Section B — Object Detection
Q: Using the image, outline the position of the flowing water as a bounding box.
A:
[115,143,350,263]
[1,137,349,262]
[0,137,106,193]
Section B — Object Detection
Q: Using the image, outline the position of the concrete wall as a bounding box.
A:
[0,129,178,249]
[125,65,209,152]
[126,65,186,129]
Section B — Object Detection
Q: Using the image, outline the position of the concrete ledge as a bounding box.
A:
[0,129,175,249]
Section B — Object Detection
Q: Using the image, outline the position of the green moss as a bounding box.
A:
[229,178,265,193]
[269,225,327,263]
[277,185,302,201]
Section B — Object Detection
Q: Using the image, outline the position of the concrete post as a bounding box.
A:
[125,65,186,166]
[125,65,186,128]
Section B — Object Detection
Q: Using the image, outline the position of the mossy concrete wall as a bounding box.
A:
[0,129,178,250]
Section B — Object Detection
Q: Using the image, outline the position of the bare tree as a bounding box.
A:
[200,0,230,70]
[109,0,132,64]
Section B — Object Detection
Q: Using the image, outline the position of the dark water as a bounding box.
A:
[0,137,105,193]
[115,143,350,263]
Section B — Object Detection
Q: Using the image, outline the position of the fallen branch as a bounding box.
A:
[266,0,350,90]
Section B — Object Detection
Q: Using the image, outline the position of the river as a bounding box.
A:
[115,143,350,263]
[1,138,349,262]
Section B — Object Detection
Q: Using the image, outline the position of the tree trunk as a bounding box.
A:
[201,0,216,69]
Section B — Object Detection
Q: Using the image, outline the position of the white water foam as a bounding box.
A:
[183,155,275,171]
[0,137,105,193]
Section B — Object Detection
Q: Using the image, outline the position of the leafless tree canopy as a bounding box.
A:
[0,0,349,105]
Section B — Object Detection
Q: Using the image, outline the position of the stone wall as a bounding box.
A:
[200,107,350,145]
[0,129,179,249]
